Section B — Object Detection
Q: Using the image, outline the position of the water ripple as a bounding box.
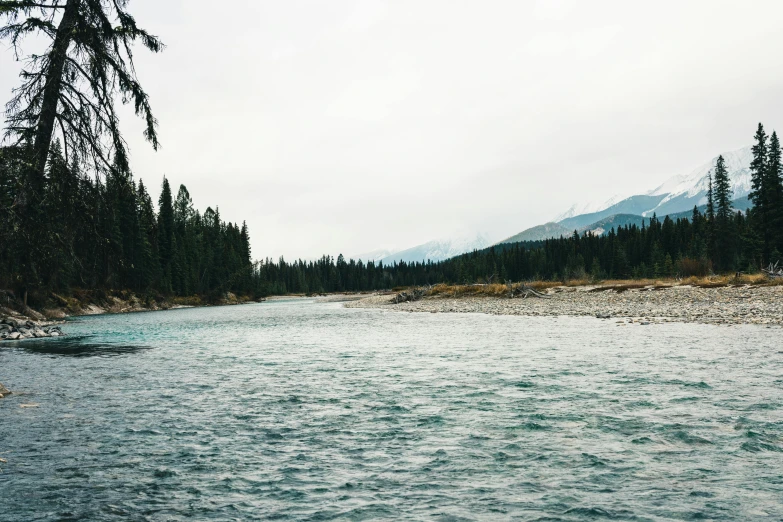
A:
[1,301,782,520]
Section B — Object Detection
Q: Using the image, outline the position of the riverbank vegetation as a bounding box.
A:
[422,273,780,299]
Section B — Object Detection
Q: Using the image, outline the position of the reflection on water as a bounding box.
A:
[13,336,152,358]
[1,301,782,521]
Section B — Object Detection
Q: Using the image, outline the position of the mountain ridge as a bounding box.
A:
[554,146,752,230]
[378,233,493,265]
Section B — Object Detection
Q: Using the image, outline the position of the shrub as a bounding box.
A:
[677,257,712,277]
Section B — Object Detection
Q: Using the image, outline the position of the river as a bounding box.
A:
[1,299,782,520]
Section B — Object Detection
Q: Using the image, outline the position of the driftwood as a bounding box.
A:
[390,285,431,304]
[507,281,551,299]
[763,261,783,279]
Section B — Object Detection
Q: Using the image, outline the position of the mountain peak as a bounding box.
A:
[647,145,752,200]
[553,195,621,222]
[378,232,492,264]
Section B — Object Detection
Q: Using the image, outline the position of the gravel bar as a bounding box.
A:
[346,285,783,326]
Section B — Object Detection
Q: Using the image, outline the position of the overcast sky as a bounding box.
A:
[2,0,783,259]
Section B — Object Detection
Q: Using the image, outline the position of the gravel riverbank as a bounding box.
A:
[346,284,783,326]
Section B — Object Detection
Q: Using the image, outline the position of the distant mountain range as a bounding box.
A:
[499,146,754,245]
[349,248,394,263]
[376,234,492,265]
[353,145,755,264]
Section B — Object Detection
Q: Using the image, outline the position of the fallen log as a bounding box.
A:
[511,284,551,299]
[390,286,431,304]
[763,261,783,279]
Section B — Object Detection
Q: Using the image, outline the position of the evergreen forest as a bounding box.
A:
[3,124,782,301]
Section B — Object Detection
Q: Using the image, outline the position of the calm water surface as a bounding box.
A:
[1,300,783,521]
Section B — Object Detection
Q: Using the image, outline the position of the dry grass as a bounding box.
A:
[680,273,775,287]
[428,283,511,297]
[409,273,782,299]
[169,295,205,307]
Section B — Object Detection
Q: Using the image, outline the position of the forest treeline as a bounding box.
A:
[2,124,783,301]
[0,144,254,303]
[253,123,783,294]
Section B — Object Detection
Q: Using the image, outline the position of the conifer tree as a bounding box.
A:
[134,180,155,289]
[748,123,770,259]
[767,131,783,257]
[705,172,716,261]
[157,177,174,292]
[1,0,162,188]
[713,156,732,221]
[713,155,734,270]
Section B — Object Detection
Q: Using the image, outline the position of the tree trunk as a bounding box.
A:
[30,0,80,186]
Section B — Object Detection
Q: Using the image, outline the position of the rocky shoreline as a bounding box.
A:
[0,317,65,341]
[0,290,262,343]
[346,284,783,326]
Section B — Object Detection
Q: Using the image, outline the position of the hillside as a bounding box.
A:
[500,222,572,243]
[497,198,751,247]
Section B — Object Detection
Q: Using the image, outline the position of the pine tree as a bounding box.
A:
[712,155,734,270]
[767,131,783,257]
[706,171,716,262]
[157,177,174,292]
[713,156,732,221]
[1,0,162,185]
[134,180,155,290]
[748,123,770,260]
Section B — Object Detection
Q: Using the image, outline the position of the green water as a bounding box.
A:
[1,300,782,520]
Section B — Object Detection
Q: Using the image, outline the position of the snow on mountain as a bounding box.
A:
[379,233,493,265]
[554,195,621,222]
[554,145,754,226]
[350,248,394,262]
[648,146,752,200]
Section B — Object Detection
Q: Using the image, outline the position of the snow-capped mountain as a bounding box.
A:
[555,146,753,229]
[642,146,752,216]
[379,233,493,265]
[349,248,395,262]
[554,195,621,222]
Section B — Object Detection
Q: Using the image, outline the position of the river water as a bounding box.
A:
[1,300,782,521]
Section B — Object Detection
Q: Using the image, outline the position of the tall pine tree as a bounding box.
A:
[157,177,175,293]
[706,171,716,261]
[713,155,734,270]
[748,123,770,260]
[766,131,783,259]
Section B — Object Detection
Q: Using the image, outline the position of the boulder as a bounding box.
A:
[0,382,10,397]
[1,317,24,328]
[8,332,21,340]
